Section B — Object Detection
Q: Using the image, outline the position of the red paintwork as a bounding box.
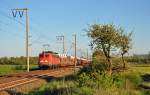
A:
[38,52,60,66]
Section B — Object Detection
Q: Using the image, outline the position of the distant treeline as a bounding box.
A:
[125,54,150,64]
[0,56,38,65]
[93,50,150,64]
[0,54,150,65]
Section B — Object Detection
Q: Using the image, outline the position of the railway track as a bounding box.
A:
[0,66,75,92]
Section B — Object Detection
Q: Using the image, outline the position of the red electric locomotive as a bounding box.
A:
[38,51,60,68]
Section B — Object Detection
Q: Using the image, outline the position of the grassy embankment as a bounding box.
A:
[0,64,38,75]
[28,63,150,95]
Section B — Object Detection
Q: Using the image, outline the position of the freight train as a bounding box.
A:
[38,51,90,69]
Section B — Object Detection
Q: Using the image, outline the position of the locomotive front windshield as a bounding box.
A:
[39,53,49,58]
[45,54,49,57]
[39,54,44,57]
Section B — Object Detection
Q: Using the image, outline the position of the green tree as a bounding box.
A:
[117,29,132,68]
[92,50,104,58]
[86,23,120,75]
[92,50,106,64]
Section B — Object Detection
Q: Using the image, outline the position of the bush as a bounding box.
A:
[29,80,75,95]
[74,86,94,95]
[29,80,94,95]
[13,65,26,70]
[77,70,124,90]
[78,62,108,76]
[77,72,97,87]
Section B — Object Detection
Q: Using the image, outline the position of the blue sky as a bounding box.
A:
[0,0,150,57]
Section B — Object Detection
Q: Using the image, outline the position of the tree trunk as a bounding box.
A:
[107,57,112,75]
[121,54,126,69]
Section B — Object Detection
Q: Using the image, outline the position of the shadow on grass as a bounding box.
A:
[29,67,40,71]
[139,74,150,94]
[30,87,73,95]
[36,74,76,83]
[6,89,24,95]
[141,74,150,82]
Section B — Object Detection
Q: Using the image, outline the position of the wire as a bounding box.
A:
[0,7,73,55]
[0,28,24,39]
[0,18,24,38]
[0,10,45,45]
[0,10,25,26]
[0,20,10,26]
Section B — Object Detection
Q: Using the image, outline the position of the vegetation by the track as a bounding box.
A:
[0,56,39,75]
[28,63,150,95]
[0,64,39,75]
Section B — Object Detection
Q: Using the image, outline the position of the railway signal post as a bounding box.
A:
[12,8,30,72]
[87,49,88,60]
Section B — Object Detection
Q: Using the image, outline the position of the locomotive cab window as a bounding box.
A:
[45,54,49,57]
[40,54,44,57]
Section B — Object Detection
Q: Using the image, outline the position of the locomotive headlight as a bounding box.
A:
[45,60,48,62]
[40,60,44,62]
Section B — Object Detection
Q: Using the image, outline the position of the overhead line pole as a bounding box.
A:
[62,35,65,54]
[26,8,29,72]
[87,49,88,60]
[56,35,65,54]
[73,34,77,73]
[13,8,30,72]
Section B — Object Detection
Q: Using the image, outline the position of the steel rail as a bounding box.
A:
[0,68,68,91]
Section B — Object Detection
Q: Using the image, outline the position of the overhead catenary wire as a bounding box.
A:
[0,6,63,45]
[0,19,25,39]
[0,10,25,26]
[0,6,79,56]
[0,5,59,57]
[0,1,85,55]
[0,28,24,39]
[0,9,50,46]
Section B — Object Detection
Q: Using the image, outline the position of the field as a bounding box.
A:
[0,64,39,75]
[129,64,150,92]
[129,64,150,74]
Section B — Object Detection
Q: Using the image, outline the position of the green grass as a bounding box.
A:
[124,64,150,95]
[0,64,39,75]
[129,63,150,73]
[141,82,150,88]
[29,80,94,95]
